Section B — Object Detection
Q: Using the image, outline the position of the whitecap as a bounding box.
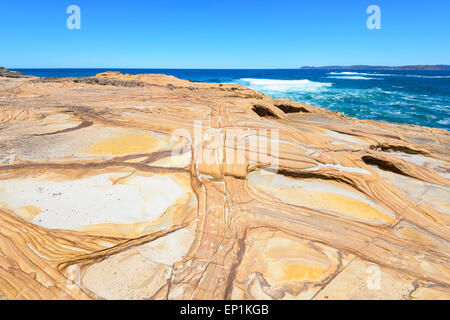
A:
[328,72,365,75]
[328,72,392,77]
[406,75,450,79]
[328,76,380,80]
[328,71,402,77]
[240,78,332,92]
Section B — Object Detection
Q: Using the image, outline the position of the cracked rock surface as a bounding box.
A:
[0,72,449,300]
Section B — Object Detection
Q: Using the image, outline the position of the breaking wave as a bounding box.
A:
[328,72,450,79]
[406,75,450,79]
[239,78,332,92]
[327,76,380,80]
[328,71,392,77]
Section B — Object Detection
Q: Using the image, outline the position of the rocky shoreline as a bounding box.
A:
[0,67,25,78]
[0,72,449,300]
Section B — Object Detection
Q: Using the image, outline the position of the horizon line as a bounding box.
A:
[7,65,450,70]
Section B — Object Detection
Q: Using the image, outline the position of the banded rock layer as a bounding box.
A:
[0,72,449,300]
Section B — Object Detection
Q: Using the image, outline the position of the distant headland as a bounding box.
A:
[300,65,450,70]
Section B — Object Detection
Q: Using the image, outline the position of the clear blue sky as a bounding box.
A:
[1,0,449,68]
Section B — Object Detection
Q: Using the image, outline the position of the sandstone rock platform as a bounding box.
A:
[0,72,449,299]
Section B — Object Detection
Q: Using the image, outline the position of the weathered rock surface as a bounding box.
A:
[0,67,25,78]
[0,72,449,300]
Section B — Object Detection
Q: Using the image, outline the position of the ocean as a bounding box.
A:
[12,68,450,131]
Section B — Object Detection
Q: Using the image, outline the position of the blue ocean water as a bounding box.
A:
[13,68,450,130]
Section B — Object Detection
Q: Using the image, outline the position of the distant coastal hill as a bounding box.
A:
[300,65,450,70]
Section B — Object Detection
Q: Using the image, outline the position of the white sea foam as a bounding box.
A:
[328,71,393,77]
[406,75,450,79]
[328,76,379,80]
[240,78,332,92]
[329,72,367,75]
[335,73,450,79]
